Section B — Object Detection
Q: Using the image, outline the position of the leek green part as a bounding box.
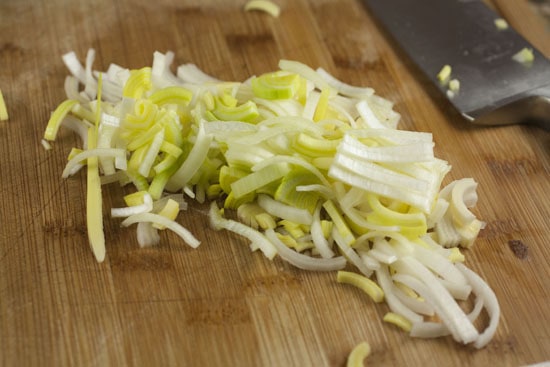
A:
[86,127,106,262]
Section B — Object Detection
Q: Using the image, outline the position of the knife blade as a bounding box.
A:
[362,0,550,129]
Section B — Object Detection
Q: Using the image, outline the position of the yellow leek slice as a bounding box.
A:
[230,163,289,199]
[337,270,384,302]
[86,127,106,262]
[152,198,180,229]
[244,0,281,17]
[123,67,152,99]
[346,341,371,367]
[0,89,7,120]
[148,86,193,106]
[43,99,79,141]
[383,312,413,332]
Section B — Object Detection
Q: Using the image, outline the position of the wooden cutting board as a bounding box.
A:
[1,0,549,366]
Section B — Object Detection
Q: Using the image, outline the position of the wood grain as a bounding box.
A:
[1,0,549,366]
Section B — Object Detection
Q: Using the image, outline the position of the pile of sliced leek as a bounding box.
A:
[43,49,499,348]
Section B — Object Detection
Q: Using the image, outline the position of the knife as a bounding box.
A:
[362,0,550,130]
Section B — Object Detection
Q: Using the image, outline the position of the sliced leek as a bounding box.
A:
[43,49,497,350]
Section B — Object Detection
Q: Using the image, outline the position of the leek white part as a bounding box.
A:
[316,67,374,98]
[138,129,165,177]
[375,265,424,323]
[177,63,221,84]
[62,51,87,84]
[111,192,153,218]
[332,228,372,277]
[121,212,200,248]
[84,48,98,100]
[265,229,347,271]
[310,203,335,259]
[136,221,160,247]
[209,202,277,259]
[356,100,387,129]
[394,257,479,344]
[278,59,333,95]
[166,122,213,191]
[456,263,500,349]
[62,148,126,178]
[257,194,313,225]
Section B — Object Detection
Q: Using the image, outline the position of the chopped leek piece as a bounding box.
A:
[337,270,384,302]
[244,0,281,17]
[0,89,8,120]
[437,65,452,82]
[346,341,371,367]
[383,312,413,332]
[494,18,509,30]
[512,48,534,65]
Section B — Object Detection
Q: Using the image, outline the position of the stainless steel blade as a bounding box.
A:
[362,0,550,129]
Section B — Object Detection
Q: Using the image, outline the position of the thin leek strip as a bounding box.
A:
[322,200,355,246]
[346,341,371,367]
[340,134,434,163]
[64,76,86,102]
[165,122,213,191]
[159,140,183,157]
[356,100,386,129]
[278,60,333,95]
[61,115,93,148]
[209,202,277,259]
[111,192,153,217]
[456,263,500,349]
[332,228,372,277]
[44,99,79,141]
[391,285,435,316]
[121,212,200,248]
[295,132,340,156]
[84,49,98,100]
[126,123,163,151]
[313,88,330,122]
[85,126,105,262]
[310,203,335,258]
[394,257,479,344]
[383,312,412,332]
[329,164,432,214]
[252,155,331,187]
[257,194,313,225]
[316,67,374,98]
[138,129,165,177]
[265,229,347,271]
[230,163,289,199]
[62,148,126,178]
[334,153,430,193]
[375,265,424,323]
[296,184,335,200]
[337,270,384,302]
[176,63,221,84]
